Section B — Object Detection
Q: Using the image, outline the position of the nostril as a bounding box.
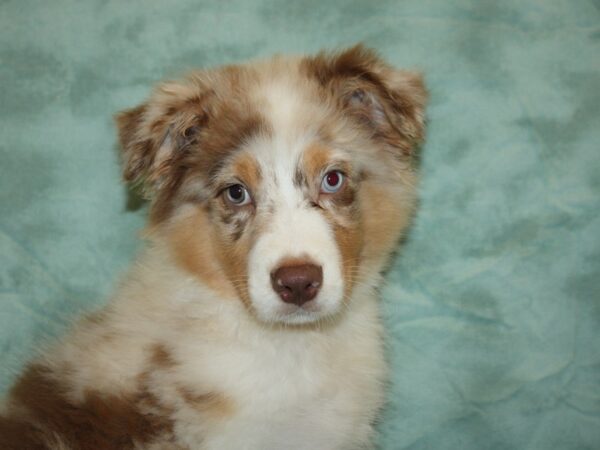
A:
[270,263,323,306]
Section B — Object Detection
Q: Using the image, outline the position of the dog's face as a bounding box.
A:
[116,46,426,325]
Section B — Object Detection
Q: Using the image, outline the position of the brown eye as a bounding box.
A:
[225,184,251,206]
[320,170,344,194]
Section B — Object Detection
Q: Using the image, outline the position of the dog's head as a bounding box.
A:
[116,46,426,325]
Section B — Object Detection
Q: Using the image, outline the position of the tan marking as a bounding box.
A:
[214,229,254,309]
[164,200,255,310]
[320,209,363,299]
[150,344,177,369]
[230,151,262,193]
[302,143,357,208]
[323,165,356,208]
[166,206,238,299]
[177,387,234,418]
[302,143,332,182]
[359,180,416,270]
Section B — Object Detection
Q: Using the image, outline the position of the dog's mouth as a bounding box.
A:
[269,299,324,324]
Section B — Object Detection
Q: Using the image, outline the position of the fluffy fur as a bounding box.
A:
[0,45,426,450]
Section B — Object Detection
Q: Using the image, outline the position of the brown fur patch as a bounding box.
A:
[302,143,332,184]
[359,181,415,269]
[166,206,238,299]
[196,150,268,307]
[302,45,384,87]
[0,416,47,450]
[193,107,267,186]
[328,181,356,208]
[116,67,270,225]
[149,106,267,224]
[298,143,357,209]
[5,364,174,449]
[177,387,233,419]
[318,208,363,299]
[230,151,262,194]
[301,44,427,157]
[337,222,363,299]
[115,104,151,183]
[213,230,253,309]
[150,344,178,369]
[322,161,356,209]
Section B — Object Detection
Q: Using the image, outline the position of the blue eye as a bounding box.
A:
[225,184,251,205]
[320,171,344,193]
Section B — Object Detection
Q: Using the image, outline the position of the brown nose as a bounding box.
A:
[270,264,323,306]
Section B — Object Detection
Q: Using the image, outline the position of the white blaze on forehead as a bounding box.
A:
[252,78,325,159]
[259,78,316,137]
[244,79,345,324]
[249,79,317,206]
[247,201,344,324]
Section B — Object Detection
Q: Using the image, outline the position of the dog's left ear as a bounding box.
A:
[115,80,209,196]
[304,45,427,157]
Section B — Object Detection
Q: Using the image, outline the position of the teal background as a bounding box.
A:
[1,1,599,448]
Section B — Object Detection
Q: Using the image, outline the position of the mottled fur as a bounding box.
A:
[0,45,426,450]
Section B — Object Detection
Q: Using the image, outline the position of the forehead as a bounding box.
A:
[198,62,358,193]
[249,77,325,164]
[259,75,356,167]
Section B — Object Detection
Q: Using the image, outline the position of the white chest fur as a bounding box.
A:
[163,287,386,450]
[51,259,386,450]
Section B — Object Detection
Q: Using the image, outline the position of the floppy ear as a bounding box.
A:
[305,45,427,157]
[115,81,209,197]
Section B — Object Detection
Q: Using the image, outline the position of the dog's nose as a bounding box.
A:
[270,264,323,306]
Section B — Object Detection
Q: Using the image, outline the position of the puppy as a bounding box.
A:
[0,45,426,450]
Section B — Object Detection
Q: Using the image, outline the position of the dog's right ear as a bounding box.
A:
[115,81,210,197]
[303,45,427,158]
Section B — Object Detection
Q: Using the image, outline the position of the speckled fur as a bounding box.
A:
[0,46,426,450]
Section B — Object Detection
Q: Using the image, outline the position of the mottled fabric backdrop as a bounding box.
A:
[1,1,599,448]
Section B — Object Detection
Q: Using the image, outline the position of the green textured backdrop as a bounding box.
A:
[1,1,599,449]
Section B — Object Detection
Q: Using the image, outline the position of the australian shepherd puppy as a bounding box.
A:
[0,45,426,449]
